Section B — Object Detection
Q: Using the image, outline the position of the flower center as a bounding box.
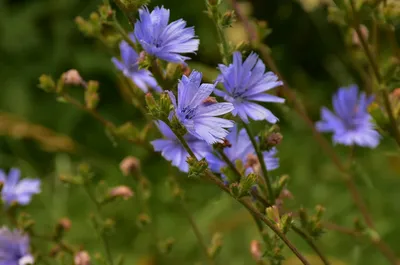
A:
[181,106,197,120]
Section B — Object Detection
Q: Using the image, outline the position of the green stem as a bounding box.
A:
[210,7,231,64]
[216,149,240,182]
[112,20,137,49]
[179,200,215,265]
[242,122,274,202]
[83,184,114,265]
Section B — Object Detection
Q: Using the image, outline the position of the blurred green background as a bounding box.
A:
[1,0,400,264]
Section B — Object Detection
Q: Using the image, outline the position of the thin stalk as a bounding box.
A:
[179,200,215,265]
[242,122,274,202]
[292,226,331,265]
[111,20,137,49]
[209,7,231,64]
[172,127,310,265]
[83,184,114,265]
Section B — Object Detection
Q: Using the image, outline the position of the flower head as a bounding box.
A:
[0,227,33,265]
[215,52,284,123]
[112,37,161,93]
[151,120,211,172]
[206,126,279,174]
[134,6,199,63]
[0,168,41,207]
[169,70,234,144]
[316,85,380,147]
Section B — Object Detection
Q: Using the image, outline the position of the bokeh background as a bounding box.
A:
[1,0,400,264]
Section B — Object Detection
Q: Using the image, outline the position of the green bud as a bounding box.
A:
[98,5,114,21]
[229,183,241,198]
[279,213,292,234]
[158,237,175,254]
[38,74,56,92]
[366,228,380,243]
[160,92,173,115]
[137,213,152,228]
[274,174,289,198]
[314,205,325,222]
[113,122,140,142]
[207,0,221,7]
[59,174,83,185]
[187,157,208,178]
[221,11,235,28]
[239,173,258,195]
[266,205,280,224]
[208,233,223,258]
[145,93,157,111]
[299,207,309,229]
[85,81,100,110]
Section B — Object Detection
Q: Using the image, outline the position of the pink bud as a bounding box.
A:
[119,156,141,176]
[63,69,83,86]
[74,251,91,265]
[108,186,134,200]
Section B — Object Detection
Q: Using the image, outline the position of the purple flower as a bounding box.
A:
[0,227,33,265]
[215,52,284,123]
[316,85,380,148]
[112,37,161,93]
[169,70,235,144]
[0,168,41,207]
[206,126,279,174]
[151,120,211,172]
[134,6,199,63]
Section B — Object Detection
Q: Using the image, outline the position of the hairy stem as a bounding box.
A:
[209,6,231,64]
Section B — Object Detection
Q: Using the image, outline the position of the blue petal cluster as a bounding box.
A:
[151,120,210,172]
[112,37,161,93]
[0,168,41,207]
[169,71,234,144]
[0,227,33,265]
[134,6,199,63]
[206,126,279,174]
[215,52,284,123]
[316,85,380,148]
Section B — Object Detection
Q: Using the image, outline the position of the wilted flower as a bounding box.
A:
[206,126,279,174]
[108,186,134,200]
[169,71,234,144]
[151,120,210,172]
[316,85,380,147]
[119,156,141,176]
[112,37,161,93]
[215,51,284,123]
[134,6,199,63]
[63,69,83,86]
[74,251,91,265]
[0,168,40,207]
[0,227,33,265]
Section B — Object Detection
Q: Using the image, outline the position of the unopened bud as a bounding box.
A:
[137,213,152,228]
[120,156,141,176]
[158,237,175,254]
[187,157,208,178]
[74,251,91,265]
[58,218,72,231]
[38,74,56,92]
[352,24,369,46]
[221,10,236,28]
[118,0,150,12]
[180,63,191,76]
[246,154,260,173]
[207,0,221,6]
[266,205,280,224]
[208,233,223,258]
[267,132,283,147]
[63,69,83,86]
[239,173,258,196]
[250,240,262,261]
[108,186,134,200]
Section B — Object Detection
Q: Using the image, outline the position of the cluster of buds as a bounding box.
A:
[145,92,173,122]
[229,173,258,198]
[187,157,209,178]
[260,125,283,151]
[299,205,325,239]
[266,205,293,234]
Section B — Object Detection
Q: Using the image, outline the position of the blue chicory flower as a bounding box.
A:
[316,85,380,148]
[134,6,199,63]
[0,227,33,265]
[206,126,279,174]
[215,51,285,123]
[151,120,211,172]
[112,37,161,93]
[0,168,41,207]
[169,70,235,144]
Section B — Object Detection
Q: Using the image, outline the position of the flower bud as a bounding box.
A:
[221,11,236,28]
[207,0,221,7]
[108,186,134,200]
[74,251,91,265]
[352,24,369,47]
[116,0,150,12]
[208,233,223,258]
[266,205,280,224]
[58,218,72,231]
[38,74,56,92]
[267,132,283,147]
[137,213,152,228]
[158,237,175,254]
[63,69,83,86]
[250,240,262,261]
[120,156,141,176]
[187,157,208,178]
[239,173,258,196]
